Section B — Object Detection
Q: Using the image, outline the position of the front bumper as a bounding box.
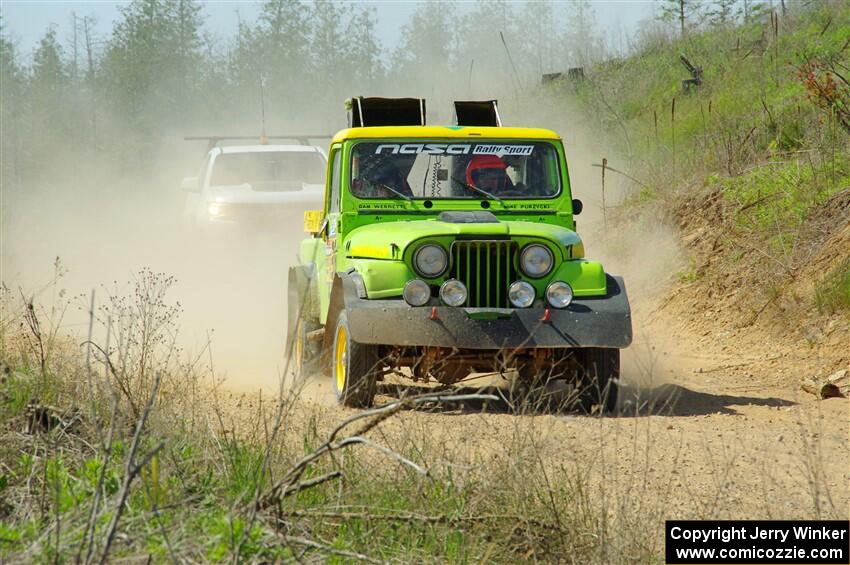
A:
[346,275,632,349]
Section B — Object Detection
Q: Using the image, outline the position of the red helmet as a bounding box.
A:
[466,155,507,190]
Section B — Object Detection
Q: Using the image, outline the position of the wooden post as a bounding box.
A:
[671,97,677,178]
[601,157,608,231]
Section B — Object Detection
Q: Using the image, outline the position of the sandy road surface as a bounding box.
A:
[286,302,850,522]
[7,177,846,523]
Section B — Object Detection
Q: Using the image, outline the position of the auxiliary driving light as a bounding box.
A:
[413,244,448,278]
[546,281,574,308]
[508,281,535,308]
[519,244,554,278]
[439,279,467,307]
[403,279,431,307]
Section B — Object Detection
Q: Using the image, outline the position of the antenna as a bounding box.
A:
[499,31,523,97]
[259,75,268,144]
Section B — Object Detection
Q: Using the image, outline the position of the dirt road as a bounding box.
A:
[288,298,849,523]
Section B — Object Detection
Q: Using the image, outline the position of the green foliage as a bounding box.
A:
[722,154,850,232]
[815,259,850,314]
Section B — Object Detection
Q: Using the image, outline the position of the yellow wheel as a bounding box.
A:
[288,313,319,384]
[294,319,305,376]
[334,324,347,393]
[331,311,378,407]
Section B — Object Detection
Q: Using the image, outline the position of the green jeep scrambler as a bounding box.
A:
[288,98,632,412]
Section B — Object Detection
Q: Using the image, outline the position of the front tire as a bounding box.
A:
[331,311,379,408]
[577,348,619,414]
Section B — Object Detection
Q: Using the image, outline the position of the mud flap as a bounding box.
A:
[286,264,318,359]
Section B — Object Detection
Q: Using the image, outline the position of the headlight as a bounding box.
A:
[508,281,535,308]
[413,244,448,278]
[208,203,223,217]
[520,244,554,278]
[546,281,573,308]
[439,279,467,307]
[403,279,431,306]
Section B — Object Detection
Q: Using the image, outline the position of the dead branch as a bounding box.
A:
[99,371,164,564]
[591,163,649,188]
[278,510,567,533]
[260,393,497,509]
[279,535,383,564]
[279,471,342,499]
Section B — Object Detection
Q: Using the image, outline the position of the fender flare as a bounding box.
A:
[322,271,367,352]
[287,264,319,337]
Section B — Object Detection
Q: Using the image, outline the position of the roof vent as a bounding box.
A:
[453,100,502,127]
[347,97,426,127]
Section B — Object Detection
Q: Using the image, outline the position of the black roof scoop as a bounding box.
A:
[454,100,501,127]
[437,211,500,224]
[347,97,426,127]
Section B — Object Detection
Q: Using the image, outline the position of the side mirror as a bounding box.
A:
[572,198,583,215]
[180,177,199,193]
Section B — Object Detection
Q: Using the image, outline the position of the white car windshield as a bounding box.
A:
[210,151,325,191]
[350,140,561,200]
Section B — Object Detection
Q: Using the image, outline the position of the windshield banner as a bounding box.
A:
[374,143,534,157]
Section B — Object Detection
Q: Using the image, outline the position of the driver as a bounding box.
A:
[465,155,515,195]
[357,157,414,198]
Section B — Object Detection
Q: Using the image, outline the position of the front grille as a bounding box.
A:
[450,240,518,308]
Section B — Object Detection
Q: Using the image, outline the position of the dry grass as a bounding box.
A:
[2,268,843,563]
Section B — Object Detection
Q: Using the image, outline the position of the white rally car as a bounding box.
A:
[181,141,327,231]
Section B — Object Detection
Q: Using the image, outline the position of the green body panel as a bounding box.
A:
[550,260,607,296]
[297,133,609,324]
[341,258,414,299]
[345,218,582,261]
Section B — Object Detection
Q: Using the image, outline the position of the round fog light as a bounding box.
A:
[403,279,431,307]
[439,279,467,307]
[546,281,574,308]
[508,281,535,308]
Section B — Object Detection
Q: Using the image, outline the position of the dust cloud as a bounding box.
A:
[2,86,684,396]
[2,124,307,393]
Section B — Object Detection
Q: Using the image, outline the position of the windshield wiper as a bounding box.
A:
[375,182,412,201]
[452,177,502,202]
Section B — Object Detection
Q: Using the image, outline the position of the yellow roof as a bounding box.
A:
[331,125,561,144]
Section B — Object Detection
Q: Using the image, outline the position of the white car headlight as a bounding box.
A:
[439,279,467,307]
[403,279,431,306]
[508,281,535,308]
[413,244,448,278]
[520,244,554,278]
[546,281,574,308]
[208,203,223,217]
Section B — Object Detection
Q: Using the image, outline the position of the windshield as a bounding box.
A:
[210,151,326,191]
[350,140,561,199]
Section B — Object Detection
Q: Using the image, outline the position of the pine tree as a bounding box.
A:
[516,0,559,79]
[390,1,458,100]
[1,18,24,184]
[658,0,703,37]
[563,0,601,67]
[101,0,205,161]
[244,0,313,123]
[345,5,383,92]
[30,27,71,162]
[457,0,520,99]
[706,0,737,26]
[309,0,346,99]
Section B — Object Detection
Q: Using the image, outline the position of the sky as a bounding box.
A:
[1,1,657,63]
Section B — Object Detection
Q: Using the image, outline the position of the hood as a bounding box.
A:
[207,183,324,205]
[345,213,582,260]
